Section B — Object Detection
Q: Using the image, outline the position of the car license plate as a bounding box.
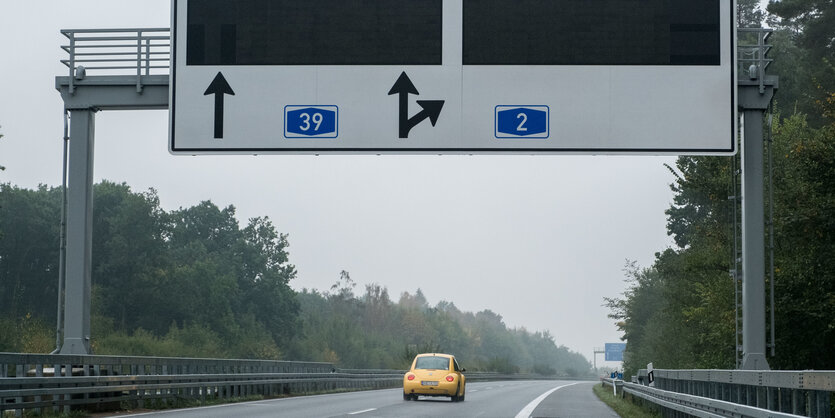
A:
[421,381,438,386]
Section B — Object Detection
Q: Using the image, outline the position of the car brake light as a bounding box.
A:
[445,375,455,382]
[407,374,415,380]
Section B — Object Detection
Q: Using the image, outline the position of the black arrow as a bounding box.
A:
[408,100,445,132]
[387,71,444,138]
[204,72,235,139]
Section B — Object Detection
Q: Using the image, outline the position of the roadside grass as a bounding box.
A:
[592,382,661,418]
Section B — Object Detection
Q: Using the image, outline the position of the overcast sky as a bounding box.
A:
[0,1,687,368]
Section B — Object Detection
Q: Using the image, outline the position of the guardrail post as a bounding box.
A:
[52,362,60,413]
[63,362,72,414]
[778,387,789,413]
[34,364,44,415]
[817,391,831,418]
[809,391,819,417]
[791,388,802,415]
[14,365,23,418]
[755,386,763,408]
[138,364,146,409]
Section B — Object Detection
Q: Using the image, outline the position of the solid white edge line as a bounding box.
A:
[514,382,580,418]
[115,388,398,417]
[348,408,377,415]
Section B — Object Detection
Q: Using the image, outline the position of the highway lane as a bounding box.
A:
[115,380,616,417]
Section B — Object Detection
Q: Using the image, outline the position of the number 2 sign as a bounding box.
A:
[495,106,549,139]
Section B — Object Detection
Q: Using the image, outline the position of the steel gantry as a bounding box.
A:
[54,28,777,369]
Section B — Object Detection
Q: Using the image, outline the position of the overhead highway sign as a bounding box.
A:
[170,0,735,154]
[605,343,627,362]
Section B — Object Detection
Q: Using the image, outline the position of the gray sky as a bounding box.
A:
[0,1,682,368]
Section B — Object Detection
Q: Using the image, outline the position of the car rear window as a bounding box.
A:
[415,356,450,370]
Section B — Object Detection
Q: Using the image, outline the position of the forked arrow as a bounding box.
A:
[204,72,235,139]
[387,72,444,138]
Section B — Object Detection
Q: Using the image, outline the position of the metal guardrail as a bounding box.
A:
[623,382,804,418]
[0,353,573,415]
[60,28,170,94]
[604,369,833,418]
[0,352,334,377]
[1,371,402,415]
[0,352,341,415]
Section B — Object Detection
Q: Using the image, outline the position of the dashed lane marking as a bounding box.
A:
[348,408,377,415]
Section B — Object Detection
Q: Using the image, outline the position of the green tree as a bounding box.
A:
[768,114,835,369]
[606,111,835,373]
[768,0,835,59]
[92,181,169,332]
[738,0,766,27]
[238,216,299,347]
[0,184,62,321]
[768,0,835,125]
[288,277,593,374]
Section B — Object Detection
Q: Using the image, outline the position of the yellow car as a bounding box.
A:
[403,353,466,402]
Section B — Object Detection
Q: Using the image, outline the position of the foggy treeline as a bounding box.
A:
[0,181,591,375]
[606,0,835,375]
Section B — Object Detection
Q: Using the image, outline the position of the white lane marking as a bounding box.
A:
[348,408,377,415]
[116,388,398,416]
[470,389,479,392]
[514,382,580,418]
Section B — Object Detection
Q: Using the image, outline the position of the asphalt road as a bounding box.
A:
[114,380,617,418]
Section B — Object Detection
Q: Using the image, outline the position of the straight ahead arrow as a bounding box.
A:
[204,72,235,139]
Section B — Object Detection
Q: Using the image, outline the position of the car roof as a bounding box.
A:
[415,353,453,358]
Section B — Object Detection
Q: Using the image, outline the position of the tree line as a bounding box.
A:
[0,181,591,375]
[606,0,835,376]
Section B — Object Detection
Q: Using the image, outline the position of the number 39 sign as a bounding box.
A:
[284,106,339,138]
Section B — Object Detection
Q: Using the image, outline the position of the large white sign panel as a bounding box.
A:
[170,0,736,155]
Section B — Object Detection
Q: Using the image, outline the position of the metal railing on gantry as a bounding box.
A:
[738,27,775,93]
[60,28,170,94]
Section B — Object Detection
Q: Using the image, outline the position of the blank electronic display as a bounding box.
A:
[463,0,720,65]
[187,0,443,65]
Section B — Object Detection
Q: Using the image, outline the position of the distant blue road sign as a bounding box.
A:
[284,106,338,138]
[495,106,549,138]
[605,343,627,362]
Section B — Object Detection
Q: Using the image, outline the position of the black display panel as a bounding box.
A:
[463,0,720,65]
[186,0,442,65]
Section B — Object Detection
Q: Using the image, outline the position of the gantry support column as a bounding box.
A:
[738,77,777,370]
[55,74,169,355]
[60,108,96,355]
